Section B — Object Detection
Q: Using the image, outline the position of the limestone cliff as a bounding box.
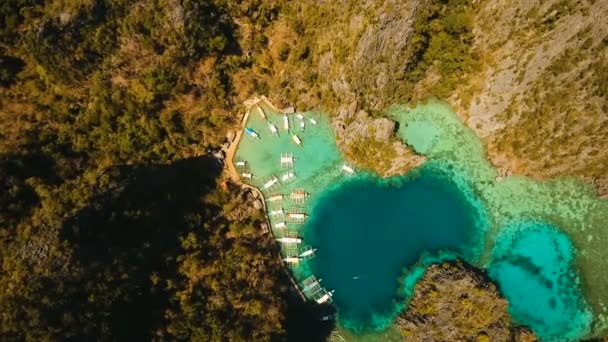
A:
[396,261,536,342]
[250,0,608,196]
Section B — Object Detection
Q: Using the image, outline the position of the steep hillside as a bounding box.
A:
[460,0,608,196]
[250,0,608,194]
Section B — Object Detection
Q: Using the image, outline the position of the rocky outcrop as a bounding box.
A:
[332,101,424,176]
[396,261,536,342]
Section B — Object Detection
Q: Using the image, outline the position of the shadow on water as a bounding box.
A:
[285,292,336,342]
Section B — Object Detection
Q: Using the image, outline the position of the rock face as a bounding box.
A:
[396,261,537,342]
[332,106,424,177]
[457,0,608,196]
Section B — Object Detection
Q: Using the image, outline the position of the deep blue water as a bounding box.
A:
[305,171,480,330]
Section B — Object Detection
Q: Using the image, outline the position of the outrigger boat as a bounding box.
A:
[245,127,259,139]
[283,257,300,264]
[269,208,284,216]
[283,114,289,131]
[342,164,355,174]
[268,122,278,135]
[292,134,302,147]
[241,172,252,179]
[281,171,296,182]
[287,212,308,220]
[262,177,278,190]
[316,290,334,304]
[235,161,246,167]
[276,237,301,244]
[266,194,283,202]
[309,118,318,126]
[299,247,317,258]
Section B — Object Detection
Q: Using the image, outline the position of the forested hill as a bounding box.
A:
[0,0,332,340]
[2,0,607,340]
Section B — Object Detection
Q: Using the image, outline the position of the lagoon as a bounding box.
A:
[233,99,605,340]
[305,170,480,331]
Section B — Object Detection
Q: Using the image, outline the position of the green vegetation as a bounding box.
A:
[397,261,536,341]
[402,0,479,99]
[1,0,606,339]
[495,35,608,181]
[0,0,334,340]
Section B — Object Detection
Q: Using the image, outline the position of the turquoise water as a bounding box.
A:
[489,221,592,340]
[234,100,604,340]
[305,169,481,332]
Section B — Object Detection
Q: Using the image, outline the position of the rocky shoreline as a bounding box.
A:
[396,260,537,341]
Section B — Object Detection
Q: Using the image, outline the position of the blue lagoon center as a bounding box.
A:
[305,167,483,331]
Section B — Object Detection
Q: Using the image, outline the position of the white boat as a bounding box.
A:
[281,171,295,182]
[300,120,305,130]
[262,177,278,190]
[269,208,284,216]
[283,114,289,131]
[275,222,287,228]
[290,191,308,200]
[296,113,304,120]
[269,122,278,135]
[300,248,316,258]
[342,164,355,174]
[241,173,252,179]
[292,134,302,146]
[276,237,301,244]
[266,195,283,202]
[245,128,259,139]
[288,213,307,220]
[283,257,300,264]
[309,118,318,126]
[280,155,293,164]
[235,161,246,167]
[316,293,331,304]
[256,105,266,119]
